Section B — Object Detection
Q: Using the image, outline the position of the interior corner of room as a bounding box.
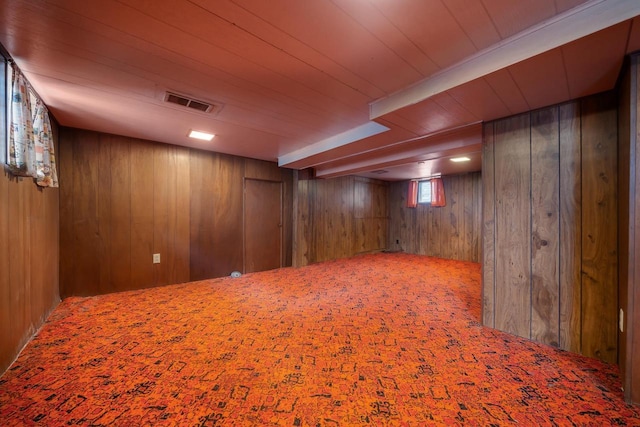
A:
[0,0,639,417]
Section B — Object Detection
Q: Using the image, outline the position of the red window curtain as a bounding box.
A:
[431,178,446,207]
[407,180,418,208]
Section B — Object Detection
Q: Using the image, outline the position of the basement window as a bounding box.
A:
[1,51,58,187]
[418,180,432,204]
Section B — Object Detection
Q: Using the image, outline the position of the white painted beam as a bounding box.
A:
[370,0,640,119]
[278,121,389,167]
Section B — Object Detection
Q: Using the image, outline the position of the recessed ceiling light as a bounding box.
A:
[450,157,471,162]
[188,130,215,141]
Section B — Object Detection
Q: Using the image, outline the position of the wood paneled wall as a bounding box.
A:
[190,148,293,281]
[387,173,481,263]
[482,92,618,364]
[59,130,191,296]
[59,128,292,297]
[619,54,640,405]
[0,132,60,374]
[293,174,388,266]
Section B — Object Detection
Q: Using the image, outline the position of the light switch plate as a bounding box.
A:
[153,253,161,264]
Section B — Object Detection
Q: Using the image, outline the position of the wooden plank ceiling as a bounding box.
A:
[1,0,639,180]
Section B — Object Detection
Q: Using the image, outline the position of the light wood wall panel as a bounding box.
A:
[530,108,560,347]
[482,127,495,327]
[294,175,388,266]
[59,128,293,296]
[388,173,481,263]
[0,124,60,375]
[482,91,618,364]
[494,114,531,339]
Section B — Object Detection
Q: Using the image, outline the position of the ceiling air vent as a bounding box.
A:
[164,91,217,113]
[370,170,388,175]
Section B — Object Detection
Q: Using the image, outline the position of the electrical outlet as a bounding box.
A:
[153,253,161,264]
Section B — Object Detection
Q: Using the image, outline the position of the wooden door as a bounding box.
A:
[244,179,283,273]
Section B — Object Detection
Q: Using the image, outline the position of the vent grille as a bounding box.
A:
[370,170,388,175]
[164,91,217,113]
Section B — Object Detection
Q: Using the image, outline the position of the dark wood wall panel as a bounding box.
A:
[153,145,191,286]
[618,64,631,387]
[189,151,245,280]
[616,58,640,404]
[559,102,582,354]
[581,93,618,363]
[244,179,283,273]
[130,140,155,289]
[354,178,388,255]
[214,152,244,276]
[95,139,111,294]
[615,52,640,406]
[70,131,101,296]
[388,173,481,263]
[153,144,170,287]
[313,178,354,262]
[387,181,418,254]
[294,175,388,266]
[189,149,214,281]
[60,128,292,296]
[108,136,132,294]
[0,126,60,375]
[60,130,191,296]
[482,92,619,364]
[629,54,640,405]
[244,159,293,268]
[292,173,310,267]
[174,149,191,282]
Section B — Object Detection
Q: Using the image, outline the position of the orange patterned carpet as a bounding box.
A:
[0,253,638,426]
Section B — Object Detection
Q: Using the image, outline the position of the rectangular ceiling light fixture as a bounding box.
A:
[188,130,215,141]
[450,156,471,162]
